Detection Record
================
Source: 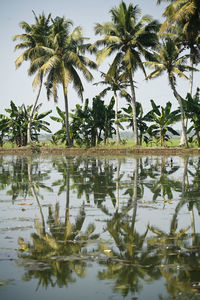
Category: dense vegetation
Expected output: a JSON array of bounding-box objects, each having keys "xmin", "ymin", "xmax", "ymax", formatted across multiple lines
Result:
[{"xmin": 2, "ymin": 0, "xmax": 200, "ymax": 148}]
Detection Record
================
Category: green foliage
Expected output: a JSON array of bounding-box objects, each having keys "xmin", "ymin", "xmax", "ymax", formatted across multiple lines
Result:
[
  {"xmin": 145, "ymin": 100, "xmax": 181, "ymax": 146},
  {"xmin": 183, "ymin": 88, "xmax": 200, "ymax": 147},
  {"xmin": 0, "ymin": 114, "xmax": 10, "ymax": 147},
  {"xmin": 1, "ymin": 101, "xmax": 51, "ymax": 147},
  {"xmin": 51, "ymin": 97, "xmax": 116, "ymax": 147},
  {"xmin": 121, "ymin": 102, "xmax": 149, "ymax": 145}
]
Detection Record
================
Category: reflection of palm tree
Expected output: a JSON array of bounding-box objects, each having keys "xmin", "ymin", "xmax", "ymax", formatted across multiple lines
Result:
[
  {"xmin": 28, "ymin": 161, "xmax": 45, "ymax": 234},
  {"xmin": 98, "ymin": 158, "xmax": 161, "ymax": 297},
  {"xmin": 18, "ymin": 202, "xmax": 98, "ymax": 289},
  {"xmin": 18, "ymin": 156, "xmax": 99, "ymax": 289},
  {"xmin": 182, "ymin": 157, "xmax": 200, "ymax": 239},
  {"xmin": 0, "ymin": 156, "xmax": 52, "ymax": 202},
  {"xmin": 147, "ymin": 188, "xmax": 200, "ymax": 299}
]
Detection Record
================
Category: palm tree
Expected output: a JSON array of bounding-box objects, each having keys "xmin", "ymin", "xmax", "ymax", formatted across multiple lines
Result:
[
  {"xmin": 94, "ymin": 69, "xmax": 128, "ymax": 144},
  {"xmin": 13, "ymin": 11, "xmax": 51, "ymax": 144},
  {"xmin": 94, "ymin": 1, "xmax": 159, "ymax": 145},
  {"xmin": 35, "ymin": 16, "xmax": 97, "ymax": 146},
  {"xmin": 157, "ymin": 0, "xmax": 200, "ymax": 145},
  {"xmin": 145, "ymin": 38, "xmax": 194, "ymax": 147},
  {"xmin": 157, "ymin": 0, "xmax": 200, "ymax": 86}
]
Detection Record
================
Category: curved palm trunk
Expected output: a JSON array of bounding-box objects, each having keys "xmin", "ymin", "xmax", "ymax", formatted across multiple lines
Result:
[
  {"xmin": 180, "ymin": 53, "xmax": 194, "ymax": 145},
  {"xmin": 27, "ymin": 75, "xmax": 43, "ymax": 144},
  {"xmin": 113, "ymin": 90, "xmax": 121, "ymax": 144},
  {"xmin": 169, "ymin": 76, "xmax": 188, "ymax": 147},
  {"xmin": 62, "ymin": 83, "xmax": 72, "ymax": 146},
  {"xmin": 129, "ymin": 72, "xmax": 138, "ymax": 145}
]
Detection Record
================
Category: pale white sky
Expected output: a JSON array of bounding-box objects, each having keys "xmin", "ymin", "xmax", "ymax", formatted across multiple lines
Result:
[{"xmin": 1, "ymin": 0, "xmax": 199, "ymax": 132}]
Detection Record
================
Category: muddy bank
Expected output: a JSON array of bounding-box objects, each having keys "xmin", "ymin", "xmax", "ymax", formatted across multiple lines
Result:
[{"xmin": 0, "ymin": 146, "xmax": 200, "ymax": 156}]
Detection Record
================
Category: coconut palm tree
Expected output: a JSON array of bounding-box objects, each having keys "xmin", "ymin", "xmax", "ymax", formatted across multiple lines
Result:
[
  {"xmin": 94, "ymin": 1, "xmax": 159, "ymax": 145},
  {"xmin": 35, "ymin": 16, "xmax": 97, "ymax": 146},
  {"xmin": 145, "ymin": 38, "xmax": 194, "ymax": 147},
  {"xmin": 13, "ymin": 11, "xmax": 51, "ymax": 144},
  {"xmin": 157, "ymin": 0, "xmax": 200, "ymax": 145},
  {"xmin": 94, "ymin": 69, "xmax": 128, "ymax": 144},
  {"xmin": 157, "ymin": 0, "xmax": 200, "ymax": 83}
]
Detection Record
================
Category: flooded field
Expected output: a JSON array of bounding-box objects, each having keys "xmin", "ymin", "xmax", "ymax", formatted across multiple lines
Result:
[{"xmin": 0, "ymin": 154, "xmax": 200, "ymax": 300}]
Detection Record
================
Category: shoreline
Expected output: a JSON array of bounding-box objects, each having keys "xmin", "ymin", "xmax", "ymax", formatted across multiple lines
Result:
[{"xmin": 0, "ymin": 146, "xmax": 200, "ymax": 156}]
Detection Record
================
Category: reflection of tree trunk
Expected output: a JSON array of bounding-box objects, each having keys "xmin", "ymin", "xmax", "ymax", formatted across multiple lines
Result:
[
  {"xmin": 170, "ymin": 196, "xmax": 185, "ymax": 234},
  {"xmin": 181, "ymin": 156, "xmax": 189, "ymax": 196},
  {"xmin": 190, "ymin": 209, "xmax": 196, "ymax": 238},
  {"xmin": 170, "ymin": 157, "xmax": 189, "ymax": 235},
  {"xmin": 180, "ymin": 156, "xmax": 196, "ymax": 241},
  {"xmin": 132, "ymin": 158, "xmax": 138, "ymax": 232},
  {"xmin": 65, "ymin": 159, "xmax": 70, "ymax": 225},
  {"xmin": 28, "ymin": 162, "xmax": 45, "ymax": 234},
  {"xmin": 116, "ymin": 159, "xmax": 121, "ymax": 211}
]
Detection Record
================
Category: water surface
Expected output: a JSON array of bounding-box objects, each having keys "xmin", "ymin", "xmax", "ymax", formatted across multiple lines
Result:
[{"xmin": 0, "ymin": 154, "xmax": 200, "ymax": 300}]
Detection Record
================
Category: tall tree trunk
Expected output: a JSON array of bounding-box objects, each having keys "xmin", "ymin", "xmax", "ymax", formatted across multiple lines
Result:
[
  {"xmin": 62, "ymin": 83, "xmax": 72, "ymax": 146},
  {"xmin": 113, "ymin": 90, "xmax": 121, "ymax": 144},
  {"xmin": 27, "ymin": 75, "xmax": 43, "ymax": 144},
  {"xmin": 129, "ymin": 71, "xmax": 138, "ymax": 145},
  {"xmin": 169, "ymin": 76, "xmax": 188, "ymax": 147},
  {"xmin": 180, "ymin": 53, "xmax": 194, "ymax": 145}
]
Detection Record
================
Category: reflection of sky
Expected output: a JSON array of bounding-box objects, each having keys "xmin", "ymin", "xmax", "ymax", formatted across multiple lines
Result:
[
  {"xmin": 0, "ymin": 155, "xmax": 199, "ymax": 299},
  {"xmin": 1, "ymin": 0, "xmax": 199, "ymax": 133}
]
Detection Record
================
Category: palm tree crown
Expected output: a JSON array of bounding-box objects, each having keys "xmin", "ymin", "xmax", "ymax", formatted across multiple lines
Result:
[
  {"xmin": 145, "ymin": 37, "xmax": 194, "ymax": 146},
  {"xmin": 94, "ymin": 1, "xmax": 159, "ymax": 144},
  {"xmin": 32, "ymin": 16, "xmax": 97, "ymax": 145},
  {"xmin": 13, "ymin": 12, "xmax": 52, "ymax": 144}
]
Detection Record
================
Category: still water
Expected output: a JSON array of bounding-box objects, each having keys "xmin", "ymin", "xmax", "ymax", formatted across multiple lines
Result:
[{"xmin": 0, "ymin": 154, "xmax": 199, "ymax": 300}]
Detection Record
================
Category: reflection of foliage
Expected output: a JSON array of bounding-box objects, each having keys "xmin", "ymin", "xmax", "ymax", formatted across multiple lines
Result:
[
  {"xmin": 5, "ymin": 155, "xmax": 200, "ymax": 298},
  {"xmin": 144, "ymin": 157, "xmax": 181, "ymax": 201},
  {"xmin": 185, "ymin": 157, "xmax": 200, "ymax": 214},
  {"xmin": 18, "ymin": 203, "xmax": 99, "ymax": 289},
  {"xmin": 98, "ymin": 159, "xmax": 161, "ymax": 297},
  {"xmin": 147, "ymin": 197, "xmax": 200, "ymax": 299},
  {"xmin": 98, "ymin": 213, "xmax": 161, "ymax": 297},
  {"xmin": 0, "ymin": 156, "xmax": 52, "ymax": 201},
  {"xmin": 69, "ymin": 157, "xmax": 118, "ymax": 206}
]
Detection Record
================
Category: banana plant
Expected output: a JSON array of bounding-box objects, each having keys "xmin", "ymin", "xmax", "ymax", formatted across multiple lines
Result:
[
  {"xmin": 120, "ymin": 102, "xmax": 149, "ymax": 145},
  {"xmin": 182, "ymin": 88, "xmax": 200, "ymax": 147},
  {"xmin": 146, "ymin": 100, "xmax": 181, "ymax": 146},
  {"xmin": 0, "ymin": 114, "xmax": 10, "ymax": 147},
  {"xmin": 50, "ymin": 106, "xmax": 67, "ymax": 144},
  {"xmin": 51, "ymin": 96, "xmax": 116, "ymax": 147},
  {"xmin": 4, "ymin": 101, "xmax": 51, "ymax": 146}
]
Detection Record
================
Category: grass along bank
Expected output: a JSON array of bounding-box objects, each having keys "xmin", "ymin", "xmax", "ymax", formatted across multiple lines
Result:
[{"xmin": 0, "ymin": 139, "xmax": 200, "ymax": 156}]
